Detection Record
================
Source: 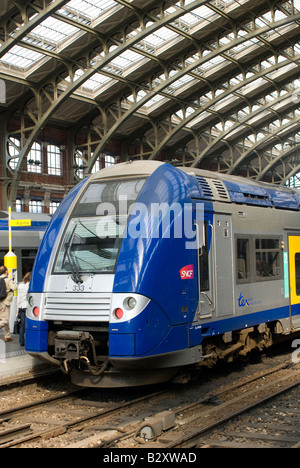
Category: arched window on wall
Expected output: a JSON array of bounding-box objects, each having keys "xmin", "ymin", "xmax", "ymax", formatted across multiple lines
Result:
[
  {"xmin": 8, "ymin": 138, "xmax": 42, "ymax": 173},
  {"xmin": 74, "ymin": 150, "xmax": 85, "ymax": 179},
  {"xmin": 287, "ymin": 173, "xmax": 300, "ymax": 188},
  {"xmin": 8, "ymin": 137, "xmax": 20, "ymax": 170},
  {"xmin": 74, "ymin": 151, "xmax": 115, "ymax": 178},
  {"xmin": 27, "ymin": 142, "xmax": 42, "ymax": 173},
  {"xmin": 49, "ymin": 201, "xmax": 61, "ymax": 215},
  {"xmin": 29, "ymin": 199, "xmax": 43, "ymax": 213},
  {"xmin": 105, "ymin": 155, "xmax": 115, "ymax": 167},
  {"xmin": 47, "ymin": 145, "xmax": 62, "ymax": 176},
  {"xmin": 16, "ymin": 198, "xmax": 22, "ymax": 213},
  {"xmin": 75, "ymin": 150, "xmax": 100, "ymax": 178}
]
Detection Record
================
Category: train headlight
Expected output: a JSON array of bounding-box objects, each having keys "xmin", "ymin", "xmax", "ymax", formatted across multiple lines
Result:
[
  {"xmin": 28, "ymin": 296, "xmax": 34, "ymax": 307},
  {"xmin": 124, "ymin": 297, "xmax": 137, "ymax": 310}
]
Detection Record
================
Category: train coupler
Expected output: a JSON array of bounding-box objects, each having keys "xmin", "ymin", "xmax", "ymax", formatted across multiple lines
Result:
[
  {"xmin": 53, "ymin": 330, "xmax": 108, "ymax": 376},
  {"xmin": 53, "ymin": 330, "xmax": 93, "ymax": 374}
]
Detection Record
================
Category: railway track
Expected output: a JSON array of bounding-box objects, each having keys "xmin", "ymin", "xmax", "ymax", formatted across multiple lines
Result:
[
  {"xmin": 0, "ymin": 385, "xmax": 170, "ymax": 448},
  {"xmin": 1, "ymin": 349, "xmax": 300, "ymax": 448},
  {"xmin": 192, "ymin": 381, "xmax": 300, "ymax": 448},
  {"xmin": 143, "ymin": 362, "xmax": 300, "ymax": 449}
]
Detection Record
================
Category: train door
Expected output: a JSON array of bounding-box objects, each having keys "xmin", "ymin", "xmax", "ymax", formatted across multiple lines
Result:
[
  {"xmin": 214, "ymin": 215, "xmax": 234, "ymax": 317},
  {"xmin": 195, "ymin": 208, "xmax": 214, "ymax": 319},
  {"xmin": 288, "ymin": 235, "xmax": 300, "ymax": 327}
]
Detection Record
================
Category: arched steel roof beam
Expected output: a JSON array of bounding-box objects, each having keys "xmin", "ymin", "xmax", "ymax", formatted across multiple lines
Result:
[
  {"xmin": 4, "ymin": 1, "xmax": 293, "ymax": 134},
  {"xmin": 4, "ymin": 0, "xmax": 207, "ymax": 124},
  {"xmin": 163, "ymin": 88, "xmax": 298, "ymax": 165},
  {"xmin": 85, "ymin": 11, "xmax": 300, "ymax": 173},
  {"xmin": 257, "ymin": 144, "xmax": 300, "ymax": 181},
  {"xmin": 124, "ymin": 55, "xmax": 300, "ymax": 157},
  {"xmin": 146, "ymin": 53, "xmax": 300, "ymax": 163},
  {"xmin": 142, "ymin": 23, "xmax": 300, "ymax": 160},
  {"xmin": 281, "ymin": 163, "xmax": 300, "ymax": 184},
  {"xmin": 0, "ymin": 0, "xmax": 70, "ymax": 59},
  {"xmin": 7, "ymin": 0, "xmax": 204, "ymax": 204},
  {"xmin": 228, "ymin": 114, "xmax": 300, "ymax": 174}
]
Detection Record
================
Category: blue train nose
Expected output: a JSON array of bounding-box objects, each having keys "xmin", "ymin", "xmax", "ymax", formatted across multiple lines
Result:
[{"xmin": 109, "ymin": 300, "xmax": 171, "ymax": 357}]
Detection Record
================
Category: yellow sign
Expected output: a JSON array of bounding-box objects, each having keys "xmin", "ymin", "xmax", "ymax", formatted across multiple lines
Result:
[{"xmin": 9, "ymin": 220, "xmax": 31, "ymax": 227}]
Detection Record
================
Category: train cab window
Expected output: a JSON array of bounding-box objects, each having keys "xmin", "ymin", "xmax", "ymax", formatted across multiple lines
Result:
[
  {"xmin": 255, "ymin": 237, "xmax": 282, "ymax": 280},
  {"xmin": 72, "ymin": 178, "xmax": 147, "ymax": 217},
  {"xmin": 54, "ymin": 216, "xmax": 127, "ymax": 274},
  {"xmin": 295, "ymin": 254, "xmax": 300, "ymax": 296}
]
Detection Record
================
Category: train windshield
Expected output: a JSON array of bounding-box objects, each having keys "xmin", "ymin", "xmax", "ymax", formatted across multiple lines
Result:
[
  {"xmin": 70, "ymin": 178, "xmax": 146, "ymax": 218},
  {"xmin": 54, "ymin": 216, "xmax": 127, "ymax": 274},
  {"xmin": 54, "ymin": 178, "xmax": 146, "ymax": 275}
]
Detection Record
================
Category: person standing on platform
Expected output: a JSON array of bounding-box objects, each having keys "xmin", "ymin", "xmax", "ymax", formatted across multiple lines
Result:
[
  {"xmin": 17, "ymin": 272, "xmax": 31, "ymax": 347},
  {"xmin": 0, "ymin": 265, "xmax": 17, "ymax": 342}
]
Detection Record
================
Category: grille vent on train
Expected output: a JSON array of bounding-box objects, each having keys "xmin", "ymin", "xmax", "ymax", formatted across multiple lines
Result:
[
  {"xmin": 196, "ymin": 176, "xmax": 230, "ymax": 202},
  {"xmin": 44, "ymin": 293, "xmax": 111, "ymax": 322},
  {"xmin": 196, "ymin": 177, "xmax": 213, "ymax": 198}
]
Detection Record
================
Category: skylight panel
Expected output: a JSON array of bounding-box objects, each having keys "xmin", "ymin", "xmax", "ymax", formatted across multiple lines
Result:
[
  {"xmin": 109, "ymin": 50, "xmax": 143, "ymax": 70},
  {"xmin": 59, "ymin": 0, "xmax": 117, "ymax": 22},
  {"xmin": 145, "ymin": 27, "xmax": 180, "ymax": 49},
  {"xmin": 30, "ymin": 17, "xmax": 80, "ymax": 44},
  {"xmin": 228, "ymin": 38, "xmax": 260, "ymax": 55},
  {"xmin": 239, "ymin": 78, "xmax": 267, "ymax": 95},
  {"xmin": 23, "ymin": 34, "xmax": 57, "ymax": 51},
  {"xmin": 1, "ymin": 45, "xmax": 44, "ymax": 69},
  {"xmin": 179, "ymin": 13, "xmax": 199, "ymax": 25},
  {"xmin": 82, "ymin": 73, "xmax": 112, "ymax": 91},
  {"xmin": 201, "ymin": 55, "xmax": 226, "ymax": 70},
  {"xmin": 143, "ymin": 94, "xmax": 166, "ymax": 109},
  {"xmin": 294, "ymin": 43, "xmax": 300, "ymax": 54},
  {"xmin": 66, "ymin": 69, "xmax": 116, "ymax": 94},
  {"xmin": 186, "ymin": 111, "xmax": 211, "ymax": 128},
  {"xmin": 179, "ymin": 5, "xmax": 221, "ymax": 28},
  {"xmin": 171, "ymin": 74, "xmax": 195, "ymax": 90},
  {"xmin": 127, "ymin": 90, "xmax": 166, "ymax": 110},
  {"xmin": 194, "ymin": 5, "xmax": 215, "ymax": 18},
  {"xmin": 274, "ymin": 9, "xmax": 288, "ymax": 21},
  {"xmin": 184, "ymin": 0, "xmax": 197, "ymax": 5}
]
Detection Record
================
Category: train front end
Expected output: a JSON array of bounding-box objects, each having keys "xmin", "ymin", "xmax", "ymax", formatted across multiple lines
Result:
[{"xmin": 26, "ymin": 161, "xmax": 202, "ymax": 387}]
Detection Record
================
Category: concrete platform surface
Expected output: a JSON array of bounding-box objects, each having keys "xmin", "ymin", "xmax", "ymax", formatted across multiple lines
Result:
[{"xmin": 0, "ymin": 333, "xmax": 55, "ymax": 385}]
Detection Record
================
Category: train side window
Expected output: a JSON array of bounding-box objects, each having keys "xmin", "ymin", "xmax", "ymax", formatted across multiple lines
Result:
[
  {"xmin": 295, "ymin": 254, "xmax": 300, "ymax": 296},
  {"xmin": 236, "ymin": 238, "xmax": 250, "ymax": 283},
  {"xmin": 255, "ymin": 237, "xmax": 282, "ymax": 280}
]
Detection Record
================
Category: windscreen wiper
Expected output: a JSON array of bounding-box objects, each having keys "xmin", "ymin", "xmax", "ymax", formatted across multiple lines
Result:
[{"xmin": 62, "ymin": 225, "xmax": 83, "ymax": 284}]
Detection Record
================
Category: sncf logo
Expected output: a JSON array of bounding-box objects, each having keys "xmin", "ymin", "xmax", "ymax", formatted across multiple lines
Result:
[{"xmin": 180, "ymin": 264, "xmax": 194, "ymax": 280}]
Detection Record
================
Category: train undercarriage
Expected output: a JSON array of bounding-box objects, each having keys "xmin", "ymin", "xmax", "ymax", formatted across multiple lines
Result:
[{"xmin": 42, "ymin": 319, "xmax": 297, "ymax": 388}]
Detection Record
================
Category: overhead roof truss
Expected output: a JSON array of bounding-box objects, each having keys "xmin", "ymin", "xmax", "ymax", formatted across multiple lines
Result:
[{"xmin": 0, "ymin": 0, "xmax": 299, "ymax": 204}]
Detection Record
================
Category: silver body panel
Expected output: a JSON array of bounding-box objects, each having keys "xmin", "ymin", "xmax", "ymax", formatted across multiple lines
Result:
[{"xmin": 43, "ymin": 274, "xmax": 114, "ymax": 322}]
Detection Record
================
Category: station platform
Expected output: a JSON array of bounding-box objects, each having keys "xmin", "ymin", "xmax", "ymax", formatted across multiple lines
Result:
[{"xmin": 0, "ymin": 332, "xmax": 56, "ymax": 386}]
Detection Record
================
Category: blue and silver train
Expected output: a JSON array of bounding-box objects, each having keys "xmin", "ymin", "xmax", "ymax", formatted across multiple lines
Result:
[{"xmin": 25, "ymin": 161, "xmax": 300, "ymax": 387}]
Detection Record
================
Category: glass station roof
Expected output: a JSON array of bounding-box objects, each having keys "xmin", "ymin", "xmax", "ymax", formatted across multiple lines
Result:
[
  {"xmin": 0, "ymin": 0, "xmax": 299, "ymax": 184},
  {"xmin": 1, "ymin": 0, "xmax": 299, "ymax": 90},
  {"xmin": 60, "ymin": 0, "xmax": 117, "ymax": 21}
]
